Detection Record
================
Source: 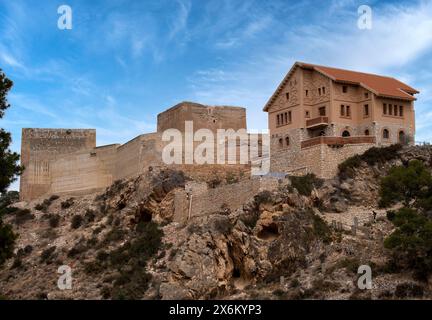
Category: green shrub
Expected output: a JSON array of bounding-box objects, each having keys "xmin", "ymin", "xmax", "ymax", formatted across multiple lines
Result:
[
  {"xmin": 384, "ymin": 207, "xmax": 432, "ymax": 281},
  {"xmin": 225, "ymin": 172, "xmax": 239, "ymax": 184},
  {"xmin": 312, "ymin": 214, "xmax": 331, "ymax": 244},
  {"xmin": 49, "ymin": 214, "xmax": 60, "ymax": 228},
  {"xmin": 254, "ymin": 190, "xmax": 273, "ymax": 206},
  {"xmin": 14, "ymin": 209, "xmax": 34, "ymax": 225},
  {"xmin": 67, "ymin": 242, "xmax": 87, "ymax": 258},
  {"xmin": 71, "ymin": 215, "xmax": 83, "ymax": 229},
  {"xmin": 0, "ymin": 191, "xmax": 19, "ymax": 209},
  {"xmin": 379, "ymin": 160, "xmax": 432, "ymax": 208},
  {"xmin": 35, "ymin": 198, "xmax": 53, "ymax": 212},
  {"xmin": 0, "ymin": 206, "xmax": 19, "ymax": 216},
  {"xmin": 88, "ymin": 221, "xmax": 163, "ymax": 299},
  {"xmin": 103, "ymin": 227, "xmax": 125, "ymax": 244},
  {"xmin": 290, "ymin": 278, "xmax": 300, "ymax": 288},
  {"xmin": 0, "ymin": 219, "xmax": 17, "ymax": 266},
  {"xmin": 212, "ymin": 217, "xmax": 233, "ymax": 235},
  {"xmin": 338, "ymin": 155, "xmax": 362, "ymax": 180},
  {"xmin": 361, "ymin": 144, "xmax": 402, "ymax": 165},
  {"xmin": 61, "ymin": 198, "xmax": 74, "ymax": 209},
  {"xmin": 241, "ymin": 212, "xmax": 260, "ymax": 230},
  {"xmin": 332, "ymin": 257, "xmax": 360, "ymax": 274},
  {"xmin": 40, "ymin": 246, "xmax": 56, "ymax": 263},
  {"xmin": 290, "ymin": 174, "xmax": 323, "ymax": 196},
  {"xmin": 208, "ymin": 176, "xmax": 222, "ymax": 189},
  {"xmin": 85, "ymin": 209, "xmax": 96, "ymax": 223},
  {"xmin": 338, "ymin": 144, "xmax": 402, "ymax": 180}
]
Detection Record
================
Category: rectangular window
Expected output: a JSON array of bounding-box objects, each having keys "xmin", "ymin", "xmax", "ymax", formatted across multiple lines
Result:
[
  {"xmin": 284, "ymin": 112, "xmax": 288, "ymax": 124},
  {"xmin": 340, "ymin": 105, "xmax": 345, "ymax": 116},
  {"xmin": 342, "ymin": 86, "xmax": 347, "ymax": 93},
  {"xmin": 277, "ymin": 114, "xmax": 280, "ymax": 126},
  {"xmin": 319, "ymin": 106, "xmax": 326, "ymax": 116},
  {"xmin": 365, "ymin": 92, "xmax": 369, "ymax": 99},
  {"xmin": 322, "ymin": 87, "xmax": 326, "ymax": 94},
  {"xmin": 305, "ymin": 110, "xmax": 310, "ymax": 118},
  {"xmin": 318, "ymin": 88, "xmax": 321, "ymax": 95},
  {"xmin": 288, "ymin": 111, "xmax": 292, "ymax": 123},
  {"xmin": 286, "ymin": 92, "xmax": 290, "ymax": 100},
  {"xmin": 399, "ymin": 105, "xmax": 403, "ymax": 117},
  {"xmin": 394, "ymin": 105, "xmax": 398, "ymax": 116},
  {"xmin": 305, "ymin": 90, "xmax": 309, "ymax": 97},
  {"xmin": 389, "ymin": 104, "xmax": 393, "ymax": 115},
  {"xmin": 364, "ymin": 104, "xmax": 369, "ymax": 116},
  {"xmin": 383, "ymin": 103, "xmax": 387, "ymax": 114},
  {"xmin": 346, "ymin": 105, "xmax": 351, "ymax": 117}
]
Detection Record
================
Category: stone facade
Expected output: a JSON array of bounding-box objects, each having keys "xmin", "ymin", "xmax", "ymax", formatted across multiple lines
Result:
[{"xmin": 264, "ymin": 62, "xmax": 419, "ymax": 178}]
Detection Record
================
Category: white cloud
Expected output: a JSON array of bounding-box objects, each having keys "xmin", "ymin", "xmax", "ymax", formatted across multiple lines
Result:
[
  {"xmin": 187, "ymin": 1, "xmax": 432, "ymax": 133},
  {"xmin": 0, "ymin": 52, "xmax": 24, "ymax": 68},
  {"xmin": 168, "ymin": 0, "xmax": 191, "ymax": 40}
]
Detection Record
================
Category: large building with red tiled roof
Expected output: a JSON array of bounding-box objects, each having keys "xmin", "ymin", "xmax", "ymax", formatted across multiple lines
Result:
[{"xmin": 264, "ymin": 62, "xmax": 419, "ymax": 178}]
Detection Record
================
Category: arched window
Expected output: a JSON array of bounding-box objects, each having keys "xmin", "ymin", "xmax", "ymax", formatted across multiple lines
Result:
[
  {"xmin": 364, "ymin": 129, "xmax": 370, "ymax": 136},
  {"xmin": 279, "ymin": 138, "xmax": 283, "ymax": 147},
  {"xmin": 383, "ymin": 129, "xmax": 390, "ymax": 139},
  {"xmin": 285, "ymin": 136, "xmax": 290, "ymax": 146},
  {"xmin": 342, "ymin": 130, "xmax": 351, "ymax": 137}
]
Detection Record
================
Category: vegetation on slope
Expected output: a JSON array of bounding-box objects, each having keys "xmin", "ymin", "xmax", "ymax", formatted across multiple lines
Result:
[
  {"xmin": 378, "ymin": 159, "xmax": 432, "ymax": 281},
  {"xmin": 338, "ymin": 144, "xmax": 402, "ymax": 180}
]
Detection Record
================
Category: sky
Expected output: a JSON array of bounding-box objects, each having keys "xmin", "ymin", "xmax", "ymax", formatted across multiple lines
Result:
[{"xmin": 1, "ymin": 0, "xmax": 432, "ymax": 190}]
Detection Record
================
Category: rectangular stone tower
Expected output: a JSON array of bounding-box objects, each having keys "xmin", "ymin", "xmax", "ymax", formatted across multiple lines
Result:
[{"xmin": 20, "ymin": 129, "xmax": 96, "ymax": 200}]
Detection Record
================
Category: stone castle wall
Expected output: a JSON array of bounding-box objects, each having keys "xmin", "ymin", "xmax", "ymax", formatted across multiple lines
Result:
[
  {"xmin": 20, "ymin": 129, "xmax": 96, "ymax": 200},
  {"xmin": 20, "ymin": 103, "xmax": 254, "ymax": 201}
]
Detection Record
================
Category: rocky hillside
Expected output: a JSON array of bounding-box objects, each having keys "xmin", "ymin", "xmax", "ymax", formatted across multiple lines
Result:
[{"xmin": 1, "ymin": 145, "xmax": 432, "ymax": 300}]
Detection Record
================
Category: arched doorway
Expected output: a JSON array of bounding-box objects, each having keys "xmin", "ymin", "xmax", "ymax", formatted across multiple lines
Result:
[
  {"xmin": 399, "ymin": 131, "xmax": 406, "ymax": 144},
  {"xmin": 342, "ymin": 130, "xmax": 351, "ymax": 137}
]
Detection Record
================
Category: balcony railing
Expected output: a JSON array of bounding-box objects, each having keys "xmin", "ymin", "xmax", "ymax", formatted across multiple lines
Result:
[
  {"xmin": 301, "ymin": 136, "xmax": 376, "ymax": 149},
  {"xmin": 306, "ymin": 116, "xmax": 329, "ymax": 128}
]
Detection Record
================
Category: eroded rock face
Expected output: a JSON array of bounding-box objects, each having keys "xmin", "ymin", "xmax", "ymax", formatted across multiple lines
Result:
[{"xmin": 3, "ymin": 146, "xmax": 432, "ymax": 300}]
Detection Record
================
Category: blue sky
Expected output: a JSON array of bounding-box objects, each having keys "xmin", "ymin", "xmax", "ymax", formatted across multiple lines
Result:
[{"xmin": 1, "ymin": 0, "xmax": 432, "ymax": 189}]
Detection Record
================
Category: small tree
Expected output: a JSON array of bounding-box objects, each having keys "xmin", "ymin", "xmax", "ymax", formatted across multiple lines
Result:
[
  {"xmin": 379, "ymin": 160, "xmax": 432, "ymax": 208},
  {"xmin": 0, "ymin": 69, "xmax": 22, "ymax": 266},
  {"xmin": 384, "ymin": 207, "xmax": 432, "ymax": 281}
]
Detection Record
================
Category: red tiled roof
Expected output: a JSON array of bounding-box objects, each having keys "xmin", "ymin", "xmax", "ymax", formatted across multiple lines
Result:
[{"xmin": 264, "ymin": 62, "xmax": 419, "ymax": 111}]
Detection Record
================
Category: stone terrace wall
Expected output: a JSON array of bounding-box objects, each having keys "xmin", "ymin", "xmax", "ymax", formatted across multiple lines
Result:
[
  {"xmin": 270, "ymin": 142, "xmax": 374, "ymax": 179},
  {"xmin": 174, "ymin": 177, "xmax": 280, "ymax": 223}
]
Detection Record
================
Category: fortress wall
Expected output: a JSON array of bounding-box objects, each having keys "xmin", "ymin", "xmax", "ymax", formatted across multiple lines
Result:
[
  {"xmin": 20, "ymin": 129, "xmax": 96, "ymax": 201},
  {"xmin": 49, "ymin": 144, "xmax": 118, "ymax": 196},
  {"xmin": 113, "ymin": 133, "xmax": 165, "ymax": 181}
]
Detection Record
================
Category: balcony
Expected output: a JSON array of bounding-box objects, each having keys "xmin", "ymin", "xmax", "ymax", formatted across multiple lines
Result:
[
  {"xmin": 306, "ymin": 116, "xmax": 329, "ymax": 129},
  {"xmin": 301, "ymin": 136, "xmax": 376, "ymax": 149}
]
